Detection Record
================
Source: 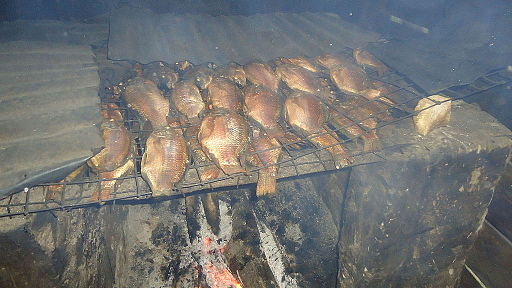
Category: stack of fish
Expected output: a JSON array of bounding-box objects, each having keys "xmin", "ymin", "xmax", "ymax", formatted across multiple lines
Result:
[{"xmin": 69, "ymin": 48, "xmax": 395, "ymax": 201}]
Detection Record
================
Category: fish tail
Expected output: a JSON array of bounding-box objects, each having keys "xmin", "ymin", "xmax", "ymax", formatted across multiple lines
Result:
[
  {"xmin": 256, "ymin": 168, "xmax": 277, "ymax": 196},
  {"xmin": 311, "ymin": 132, "xmax": 353, "ymax": 169},
  {"xmin": 221, "ymin": 164, "xmax": 246, "ymax": 175}
]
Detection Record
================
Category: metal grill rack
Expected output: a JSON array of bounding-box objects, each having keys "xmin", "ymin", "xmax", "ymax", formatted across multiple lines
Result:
[{"xmin": 1, "ymin": 66, "xmax": 511, "ymax": 218}]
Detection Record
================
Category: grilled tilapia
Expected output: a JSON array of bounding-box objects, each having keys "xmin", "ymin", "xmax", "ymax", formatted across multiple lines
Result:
[
  {"xmin": 216, "ymin": 62, "xmax": 247, "ymax": 87},
  {"xmin": 244, "ymin": 62, "xmax": 279, "ymax": 92},
  {"xmin": 243, "ymin": 84, "xmax": 282, "ymax": 135},
  {"xmin": 198, "ymin": 110, "xmax": 249, "ymax": 175},
  {"xmin": 205, "ymin": 77, "xmax": 243, "ymax": 112},
  {"xmin": 285, "ymin": 91, "xmax": 352, "ymax": 168},
  {"xmin": 249, "ymin": 129, "xmax": 281, "ymax": 196},
  {"xmin": 275, "ymin": 63, "xmax": 330, "ymax": 99},
  {"xmin": 171, "ymin": 79, "xmax": 205, "ymax": 121},
  {"xmin": 123, "ymin": 77, "xmax": 170, "ymax": 129},
  {"xmin": 141, "ymin": 126, "xmax": 189, "ymax": 196},
  {"xmin": 92, "ymin": 157, "xmax": 135, "ymax": 202},
  {"xmin": 315, "ymin": 54, "xmax": 355, "ymax": 70},
  {"xmin": 353, "ymin": 48, "xmax": 389, "ymax": 76},
  {"xmin": 87, "ymin": 120, "xmax": 131, "ymax": 173},
  {"xmin": 100, "ymin": 103, "xmax": 124, "ymax": 122},
  {"xmin": 184, "ymin": 64, "xmax": 215, "ymax": 89},
  {"xmin": 330, "ymin": 65, "xmax": 391, "ymax": 104},
  {"xmin": 275, "ymin": 56, "xmax": 320, "ymax": 73},
  {"xmin": 330, "ymin": 104, "xmax": 382, "ymax": 152},
  {"xmin": 143, "ymin": 61, "xmax": 179, "ymax": 90}
]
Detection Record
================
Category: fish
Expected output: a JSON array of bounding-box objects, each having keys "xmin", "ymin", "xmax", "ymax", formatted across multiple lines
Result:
[
  {"xmin": 87, "ymin": 120, "xmax": 131, "ymax": 173},
  {"xmin": 184, "ymin": 125, "xmax": 208, "ymax": 163},
  {"xmin": 275, "ymin": 56, "xmax": 320, "ymax": 73},
  {"xmin": 216, "ymin": 62, "xmax": 247, "ymax": 86},
  {"xmin": 342, "ymin": 94, "xmax": 394, "ymax": 122},
  {"xmin": 315, "ymin": 54, "xmax": 356, "ymax": 70},
  {"xmin": 141, "ymin": 126, "xmax": 189, "ymax": 196},
  {"xmin": 123, "ymin": 77, "xmax": 170, "ymax": 130},
  {"xmin": 205, "ymin": 77, "xmax": 243, "ymax": 112},
  {"xmin": 198, "ymin": 110, "xmax": 249, "ymax": 176},
  {"xmin": 184, "ymin": 64, "xmax": 215, "ymax": 90},
  {"xmin": 329, "ymin": 104, "xmax": 382, "ymax": 152},
  {"xmin": 244, "ymin": 62, "xmax": 279, "ymax": 92},
  {"xmin": 171, "ymin": 79, "xmax": 205, "ymax": 121},
  {"xmin": 243, "ymin": 84, "xmax": 283, "ymax": 136},
  {"xmin": 143, "ymin": 61, "xmax": 179, "ymax": 90},
  {"xmin": 284, "ymin": 91, "xmax": 352, "ymax": 168},
  {"xmin": 249, "ymin": 129, "xmax": 281, "ymax": 196},
  {"xmin": 275, "ymin": 63, "xmax": 330, "ymax": 99},
  {"xmin": 92, "ymin": 157, "xmax": 135, "ymax": 202},
  {"xmin": 353, "ymin": 48, "xmax": 389, "ymax": 76},
  {"xmin": 329, "ymin": 65, "xmax": 392, "ymax": 104},
  {"xmin": 100, "ymin": 103, "xmax": 124, "ymax": 122}
]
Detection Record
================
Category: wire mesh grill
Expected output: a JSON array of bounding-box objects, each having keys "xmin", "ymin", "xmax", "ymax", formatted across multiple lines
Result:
[{"xmin": 1, "ymin": 64, "xmax": 511, "ymax": 218}]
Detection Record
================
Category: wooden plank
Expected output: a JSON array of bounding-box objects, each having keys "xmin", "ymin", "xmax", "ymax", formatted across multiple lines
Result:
[{"xmin": 465, "ymin": 221, "xmax": 512, "ymax": 288}]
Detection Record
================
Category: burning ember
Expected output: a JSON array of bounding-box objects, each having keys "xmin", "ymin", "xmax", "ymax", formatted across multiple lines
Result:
[{"xmin": 200, "ymin": 237, "xmax": 242, "ymax": 288}]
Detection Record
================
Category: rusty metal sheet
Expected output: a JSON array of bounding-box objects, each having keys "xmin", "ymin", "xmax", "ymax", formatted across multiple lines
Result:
[
  {"xmin": 108, "ymin": 7, "xmax": 380, "ymax": 65},
  {"xmin": 0, "ymin": 41, "xmax": 102, "ymax": 197}
]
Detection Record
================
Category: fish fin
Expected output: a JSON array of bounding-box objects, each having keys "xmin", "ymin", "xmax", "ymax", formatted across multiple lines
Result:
[{"xmin": 256, "ymin": 169, "xmax": 277, "ymax": 196}]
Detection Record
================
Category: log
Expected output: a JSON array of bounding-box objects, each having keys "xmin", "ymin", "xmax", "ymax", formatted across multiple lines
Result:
[{"xmin": 414, "ymin": 94, "xmax": 451, "ymax": 136}]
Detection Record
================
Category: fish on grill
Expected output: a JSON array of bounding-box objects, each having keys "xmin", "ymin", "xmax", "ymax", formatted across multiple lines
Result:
[
  {"xmin": 123, "ymin": 77, "xmax": 170, "ymax": 130},
  {"xmin": 171, "ymin": 79, "xmax": 205, "ymax": 121},
  {"xmin": 315, "ymin": 54, "xmax": 355, "ymax": 70},
  {"xmin": 285, "ymin": 91, "xmax": 352, "ymax": 168},
  {"xmin": 248, "ymin": 128, "xmax": 282, "ymax": 196},
  {"xmin": 87, "ymin": 120, "xmax": 131, "ymax": 173},
  {"xmin": 184, "ymin": 64, "xmax": 215, "ymax": 90},
  {"xmin": 205, "ymin": 77, "xmax": 243, "ymax": 112},
  {"xmin": 275, "ymin": 63, "xmax": 330, "ymax": 100},
  {"xmin": 353, "ymin": 48, "xmax": 389, "ymax": 76},
  {"xmin": 243, "ymin": 84, "xmax": 283, "ymax": 136},
  {"xmin": 141, "ymin": 126, "xmax": 189, "ymax": 196},
  {"xmin": 244, "ymin": 62, "xmax": 279, "ymax": 92},
  {"xmin": 330, "ymin": 65, "xmax": 394, "ymax": 105},
  {"xmin": 216, "ymin": 62, "xmax": 247, "ymax": 87},
  {"xmin": 198, "ymin": 110, "xmax": 249, "ymax": 176},
  {"xmin": 143, "ymin": 61, "xmax": 179, "ymax": 90},
  {"xmin": 330, "ymin": 103, "xmax": 382, "ymax": 152},
  {"xmin": 274, "ymin": 56, "xmax": 320, "ymax": 73},
  {"xmin": 343, "ymin": 94, "xmax": 394, "ymax": 122},
  {"xmin": 92, "ymin": 157, "xmax": 135, "ymax": 202}
]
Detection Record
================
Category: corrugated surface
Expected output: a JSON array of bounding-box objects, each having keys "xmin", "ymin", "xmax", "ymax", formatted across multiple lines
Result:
[
  {"xmin": 108, "ymin": 7, "xmax": 380, "ymax": 65},
  {"xmin": 0, "ymin": 41, "xmax": 102, "ymax": 197}
]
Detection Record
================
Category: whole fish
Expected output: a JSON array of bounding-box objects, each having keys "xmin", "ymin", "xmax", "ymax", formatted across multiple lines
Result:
[
  {"xmin": 353, "ymin": 48, "xmax": 389, "ymax": 76},
  {"xmin": 171, "ymin": 79, "xmax": 205, "ymax": 121},
  {"xmin": 342, "ymin": 94, "xmax": 394, "ymax": 122},
  {"xmin": 285, "ymin": 91, "xmax": 352, "ymax": 168},
  {"xmin": 330, "ymin": 65, "xmax": 390, "ymax": 104},
  {"xmin": 184, "ymin": 64, "xmax": 215, "ymax": 90},
  {"xmin": 275, "ymin": 63, "xmax": 329, "ymax": 99},
  {"xmin": 244, "ymin": 62, "xmax": 279, "ymax": 92},
  {"xmin": 87, "ymin": 120, "xmax": 131, "ymax": 173},
  {"xmin": 198, "ymin": 110, "xmax": 249, "ymax": 175},
  {"xmin": 123, "ymin": 77, "xmax": 170, "ymax": 129},
  {"xmin": 243, "ymin": 84, "xmax": 282, "ymax": 136},
  {"xmin": 216, "ymin": 62, "xmax": 247, "ymax": 86},
  {"xmin": 92, "ymin": 157, "xmax": 135, "ymax": 202},
  {"xmin": 249, "ymin": 129, "xmax": 281, "ymax": 196},
  {"xmin": 141, "ymin": 126, "xmax": 189, "ymax": 196},
  {"xmin": 330, "ymin": 104, "xmax": 382, "ymax": 152},
  {"xmin": 275, "ymin": 56, "xmax": 320, "ymax": 73},
  {"xmin": 315, "ymin": 54, "xmax": 355, "ymax": 70},
  {"xmin": 143, "ymin": 61, "xmax": 179, "ymax": 90},
  {"xmin": 205, "ymin": 77, "xmax": 243, "ymax": 112}
]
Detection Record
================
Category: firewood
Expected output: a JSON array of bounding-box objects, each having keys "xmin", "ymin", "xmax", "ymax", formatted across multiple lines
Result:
[{"xmin": 413, "ymin": 95, "xmax": 451, "ymax": 136}]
